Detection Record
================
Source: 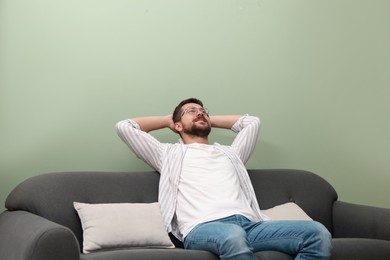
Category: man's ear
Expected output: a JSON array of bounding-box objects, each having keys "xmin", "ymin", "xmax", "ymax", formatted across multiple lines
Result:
[{"xmin": 174, "ymin": 122, "xmax": 182, "ymax": 133}]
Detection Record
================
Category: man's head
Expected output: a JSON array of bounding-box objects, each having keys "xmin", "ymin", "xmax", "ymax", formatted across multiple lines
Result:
[{"xmin": 172, "ymin": 98, "xmax": 211, "ymax": 139}]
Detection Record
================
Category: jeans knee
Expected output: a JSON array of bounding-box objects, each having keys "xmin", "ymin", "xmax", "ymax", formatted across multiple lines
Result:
[
  {"xmin": 314, "ymin": 222, "xmax": 331, "ymax": 242},
  {"xmin": 308, "ymin": 222, "xmax": 332, "ymax": 257},
  {"xmin": 184, "ymin": 221, "xmax": 253, "ymax": 260},
  {"xmin": 218, "ymin": 226, "xmax": 252, "ymax": 259},
  {"xmin": 221, "ymin": 226, "xmax": 247, "ymax": 246}
]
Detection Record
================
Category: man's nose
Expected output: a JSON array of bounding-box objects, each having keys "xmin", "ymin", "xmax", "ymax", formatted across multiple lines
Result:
[{"xmin": 196, "ymin": 110, "xmax": 205, "ymax": 116}]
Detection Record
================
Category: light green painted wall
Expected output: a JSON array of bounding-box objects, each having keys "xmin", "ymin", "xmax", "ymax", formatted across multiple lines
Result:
[{"xmin": 1, "ymin": 0, "xmax": 389, "ymax": 210}]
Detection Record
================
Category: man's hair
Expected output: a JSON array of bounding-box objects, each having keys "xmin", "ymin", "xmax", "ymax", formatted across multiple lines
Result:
[{"xmin": 172, "ymin": 98, "xmax": 204, "ymax": 123}]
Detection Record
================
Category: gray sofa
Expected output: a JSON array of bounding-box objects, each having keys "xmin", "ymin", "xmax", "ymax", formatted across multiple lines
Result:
[{"xmin": 1, "ymin": 169, "xmax": 389, "ymax": 260}]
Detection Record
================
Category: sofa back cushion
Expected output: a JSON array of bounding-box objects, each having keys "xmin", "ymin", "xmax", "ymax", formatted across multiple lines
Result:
[
  {"xmin": 248, "ymin": 169, "xmax": 337, "ymax": 232},
  {"xmin": 5, "ymin": 171, "xmax": 160, "ymax": 249}
]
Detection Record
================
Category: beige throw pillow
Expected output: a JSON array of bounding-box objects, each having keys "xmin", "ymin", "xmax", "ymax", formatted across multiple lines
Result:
[
  {"xmin": 74, "ymin": 202, "xmax": 175, "ymax": 253},
  {"xmin": 262, "ymin": 202, "xmax": 313, "ymax": 221}
]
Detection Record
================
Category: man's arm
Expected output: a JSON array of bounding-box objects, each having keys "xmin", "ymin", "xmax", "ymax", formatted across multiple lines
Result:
[
  {"xmin": 133, "ymin": 114, "xmax": 242, "ymax": 132},
  {"xmin": 132, "ymin": 115, "xmax": 175, "ymax": 133},
  {"xmin": 116, "ymin": 116, "xmax": 175, "ymax": 171},
  {"xmin": 230, "ymin": 115, "xmax": 261, "ymax": 164},
  {"xmin": 210, "ymin": 115, "xmax": 242, "ymax": 129},
  {"xmin": 209, "ymin": 114, "xmax": 260, "ymax": 164}
]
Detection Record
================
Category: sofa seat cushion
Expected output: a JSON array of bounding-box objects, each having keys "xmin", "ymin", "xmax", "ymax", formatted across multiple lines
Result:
[
  {"xmin": 80, "ymin": 248, "xmax": 219, "ymax": 260},
  {"xmin": 254, "ymin": 251, "xmax": 294, "ymax": 260},
  {"xmin": 79, "ymin": 248, "xmax": 295, "ymax": 260},
  {"xmin": 331, "ymin": 238, "xmax": 390, "ymax": 260}
]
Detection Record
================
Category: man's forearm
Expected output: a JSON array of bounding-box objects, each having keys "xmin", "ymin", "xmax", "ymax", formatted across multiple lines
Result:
[
  {"xmin": 210, "ymin": 115, "xmax": 242, "ymax": 129},
  {"xmin": 131, "ymin": 115, "xmax": 173, "ymax": 133}
]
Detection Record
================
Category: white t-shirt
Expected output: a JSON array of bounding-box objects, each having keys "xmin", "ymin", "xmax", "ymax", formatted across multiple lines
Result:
[{"xmin": 176, "ymin": 143, "xmax": 257, "ymax": 239}]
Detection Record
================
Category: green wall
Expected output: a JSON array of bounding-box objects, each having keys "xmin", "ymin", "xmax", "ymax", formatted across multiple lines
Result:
[{"xmin": 1, "ymin": 0, "xmax": 389, "ymax": 210}]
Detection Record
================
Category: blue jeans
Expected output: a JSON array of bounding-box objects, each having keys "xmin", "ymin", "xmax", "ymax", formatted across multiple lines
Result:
[{"xmin": 184, "ymin": 215, "xmax": 332, "ymax": 260}]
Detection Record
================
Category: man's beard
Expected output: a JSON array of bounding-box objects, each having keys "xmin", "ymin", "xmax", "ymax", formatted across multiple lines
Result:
[{"xmin": 183, "ymin": 121, "xmax": 211, "ymax": 138}]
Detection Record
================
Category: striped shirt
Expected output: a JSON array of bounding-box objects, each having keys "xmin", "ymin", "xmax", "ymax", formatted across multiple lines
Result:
[{"xmin": 116, "ymin": 115, "xmax": 267, "ymax": 241}]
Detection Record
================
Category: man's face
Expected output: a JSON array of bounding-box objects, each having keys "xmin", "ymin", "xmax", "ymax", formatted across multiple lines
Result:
[{"xmin": 178, "ymin": 103, "xmax": 211, "ymax": 137}]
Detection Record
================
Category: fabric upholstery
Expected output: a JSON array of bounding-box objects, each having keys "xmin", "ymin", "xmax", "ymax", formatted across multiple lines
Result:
[
  {"xmin": 333, "ymin": 200, "xmax": 390, "ymax": 240},
  {"xmin": 5, "ymin": 171, "xmax": 160, "ymax": 249},
  {"xmin": 0, "ymin": 211, "xmax": 79, "ymax": 260},
  {"xmin": 80, "ymin": 248, "xmax": 219, "ymax": 260},
  {"xmin": 247, "ymin": 169, "xmax": 337, "ymax": 232},
  {"xmin": 331, "ymin": 238, "xmax": 390, "ymax": 260}
]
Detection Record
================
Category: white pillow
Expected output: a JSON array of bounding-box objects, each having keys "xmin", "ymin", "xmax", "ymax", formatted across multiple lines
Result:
[
  {"xmin": 73, "ymin": 202, "xmax": 175, "ymax": 253},
  {"xmin": 262, "ymin": 202, "xmax": 313, "ymax": 221}
]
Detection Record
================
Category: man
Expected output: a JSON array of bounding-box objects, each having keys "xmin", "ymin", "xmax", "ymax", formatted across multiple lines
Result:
[{"xmin": 116, "ymin": 98, "xmax": 332, "ymax": 259}]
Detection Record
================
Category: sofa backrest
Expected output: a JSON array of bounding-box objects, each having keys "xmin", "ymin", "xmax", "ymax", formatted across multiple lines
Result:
[
  {"xmin": 5, "ymin": 169, "xmax": 337, "ymax": 249},
  {"xmin": 247, "ymin": 169, "xmax": 337, "ymax": 232},
  {"xmin": 5, "ymin": 171, "xmax": 160, "ymax": 249}
]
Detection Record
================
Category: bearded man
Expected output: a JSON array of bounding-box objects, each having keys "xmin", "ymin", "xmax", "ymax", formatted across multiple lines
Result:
[{"xmin": 116, "ymin": 98, "xmax": 332, "ymax": 260}]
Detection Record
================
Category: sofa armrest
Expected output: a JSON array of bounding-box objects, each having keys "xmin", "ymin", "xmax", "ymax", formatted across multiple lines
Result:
[
  {"xmin": 333, "ymin": 201, "xmax": 390, "ymax": 240},
  {"xmin": 0, "ymin": 210, "xmax": 80, "ymax": 260}
]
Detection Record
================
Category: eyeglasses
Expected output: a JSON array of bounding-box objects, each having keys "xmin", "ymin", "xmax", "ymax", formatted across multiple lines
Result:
[{"xmin": 180, "ymin": 107, "xmax": 210, "ymax": 118}]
